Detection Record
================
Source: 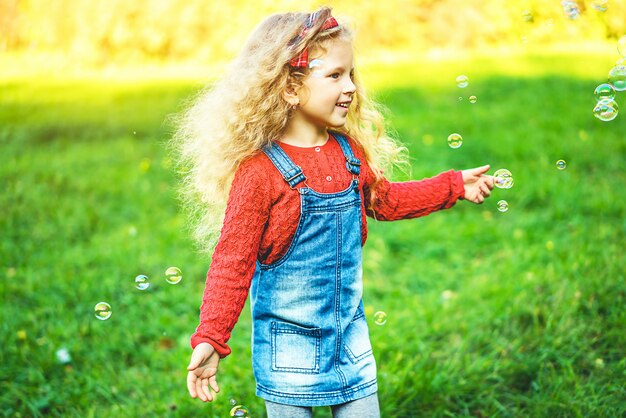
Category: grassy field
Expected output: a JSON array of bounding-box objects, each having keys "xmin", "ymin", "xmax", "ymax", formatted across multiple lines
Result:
[{"xmin": 1, "ymin": 50, "xmax": 625, "ymax": 417}]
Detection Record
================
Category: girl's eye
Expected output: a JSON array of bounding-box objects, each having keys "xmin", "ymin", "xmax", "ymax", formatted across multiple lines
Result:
[{"xmin": 330, "ymin": 73, "xmax": 340, "ymax": 79}]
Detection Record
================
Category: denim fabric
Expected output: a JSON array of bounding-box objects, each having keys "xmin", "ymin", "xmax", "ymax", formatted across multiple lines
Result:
[
  {"xmin": 265, "ymin": 392, "xmax": 380, "ymax": 417},
  {"xmin": 250, "ymin": 133, "xmax": 377, "ymax": 407}
]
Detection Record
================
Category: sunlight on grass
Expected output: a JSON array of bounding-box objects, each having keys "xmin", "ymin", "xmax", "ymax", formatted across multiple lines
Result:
[{"xmin": 2, "ymin": 46, "xmax": 625, "ymax": 417}]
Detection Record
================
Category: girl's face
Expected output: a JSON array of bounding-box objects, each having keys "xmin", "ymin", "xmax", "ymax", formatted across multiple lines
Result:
[{"xmin": 295, "ymin": 39, "xmax": 356, "ymax": 129}]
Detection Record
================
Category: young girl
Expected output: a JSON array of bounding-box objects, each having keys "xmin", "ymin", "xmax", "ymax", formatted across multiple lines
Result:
[{"xmin": 177, "ymin": 7, "xmax": 494, "ymax": 417}]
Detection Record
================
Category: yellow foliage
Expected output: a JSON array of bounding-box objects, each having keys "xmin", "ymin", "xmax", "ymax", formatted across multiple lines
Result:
[{"xmin": 1, "ymin": 0, "xmax": 624, "ymax": 65}]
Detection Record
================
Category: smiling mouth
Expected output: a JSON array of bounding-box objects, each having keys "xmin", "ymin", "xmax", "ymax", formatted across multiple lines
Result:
[{"xmin": 336, "ymin": 102, "xmax": 351, "ymax": 108}]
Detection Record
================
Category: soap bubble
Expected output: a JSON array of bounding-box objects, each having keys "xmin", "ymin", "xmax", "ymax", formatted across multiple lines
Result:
[
  {"xmin": 591, "ymin": 0, "xmax": 608, "ymax": 12},
  {"xmin": 608, "ymin": 65, "xmax": 626, "ymax": 91},
  {"xmin": 522, "ymin": 10, "xmax": 533, "ymax": 22},
  {"xmin": 469, "ymin": 95, "xmax": 477, "ymax": 104},
  {"xmin": 165, "ymin": 266, "xmax": 182, "ymax": 284},
  {"xmin": 494, "ymin": 169, "xmax": 514, "ymax": 189},
  {"xmin": 230, "ymin": 399, "xmax": 237, "ymax": 406},
  {"xmin": 496, "ymin": 200, "xmax": 509, "ymax": 212},
  {"xmin": 456, "ymin": 75, "xmax": 469, "ymax": 88},
  {"xmin": 593, "ymin": 99, "xmax": 619, "ymax": 121},
  {"xmin": 308, "ymin": 59, "xmax": 325, "ymax": 78},
  {"xmin": 55, "ymin": 347, "xmax": 72, "ymax": 364},
  {"xmin": 556, "ymin": 159, "xmax": 567, "ymax": 170},
  {"xmin": 441, "ymin": 290, "xmax": 456, "ymax": 301},
  {"xmin": 230, "ymin": 405, "xmax": 250, "ymax": 417},
  {"xmin": 594, "ymin": 83, "xmax": 616, "ymax": 101},
  {"xmin": 618, "ymin": 35, "xmax": 626, "ymax": 57},
  {"xmin": 447, "ymin": 133, "xmax": 463, "ymax": 149},
  {"xmin": 135, "ymin": 274, "xmax": 150, "ymax": 291},
  {"xmin": 374, "ymin": 311, "xmax": 387, "ymax": 325},
  {"xmin": 94, "ymin": 302, "xmax": 112, "ymax": 320},
  {"xmin": 561, "ymin": 0, "xmax": 580, "ymax": 19}
]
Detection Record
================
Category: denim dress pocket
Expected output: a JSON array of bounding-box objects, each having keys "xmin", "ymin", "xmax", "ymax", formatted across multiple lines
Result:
[
  {"xmin": 343, "ymin": 313, "xmax": 373, "ymax": 364},
  {"xmin": 271, "ymin": 321, "xmax": 321, "ymax": 374}
]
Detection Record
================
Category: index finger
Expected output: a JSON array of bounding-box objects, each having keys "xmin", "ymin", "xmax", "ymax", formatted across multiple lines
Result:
[{"xmin": 187, "ymin": 371, "xmax": 198, "ymax": 398}]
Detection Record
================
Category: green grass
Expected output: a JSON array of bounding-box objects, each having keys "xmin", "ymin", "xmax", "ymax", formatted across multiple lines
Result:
[{"xmin": 1, "ymin": 51, "xmax": 625, "ymax": 417}]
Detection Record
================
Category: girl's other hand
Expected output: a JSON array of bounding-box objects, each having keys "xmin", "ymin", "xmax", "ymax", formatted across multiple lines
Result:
[
  {"xmin": 461, "ymin": 165, "xmax": 495, "ymax": 204},
  {"xmin": 187, "ymin": 342, "xmax": 221, "ymax": 402}
]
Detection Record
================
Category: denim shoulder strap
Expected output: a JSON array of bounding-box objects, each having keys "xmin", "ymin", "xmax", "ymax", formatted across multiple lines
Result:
[
  {"xmin": 331, "ymin": 132, "xmax": 361, "ymax": 176},
  {"xmin": 262, "ymin": 142, "xmax": 307, "ymax": 188}
]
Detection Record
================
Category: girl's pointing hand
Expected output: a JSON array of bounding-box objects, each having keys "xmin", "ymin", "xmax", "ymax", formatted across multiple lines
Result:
[{"xmin": 461, "ymin": 165, "xmax": 495, "ymax": 204}]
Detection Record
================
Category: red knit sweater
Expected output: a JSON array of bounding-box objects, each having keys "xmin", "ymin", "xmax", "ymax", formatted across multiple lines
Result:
[{"xmin": 191, "ymin": 134, "xmax": 465, "ymax": 357}]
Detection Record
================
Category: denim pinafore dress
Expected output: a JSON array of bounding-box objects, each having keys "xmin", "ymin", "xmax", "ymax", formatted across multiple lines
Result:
[{"xmin": 249, "ymin": 133, "xmax": 378, "ymax": 407}]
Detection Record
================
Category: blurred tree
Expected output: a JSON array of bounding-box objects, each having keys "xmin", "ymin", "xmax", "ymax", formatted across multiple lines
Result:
[{"xmin": 1, "ymin": 0, "xmax": 624, "ymax": 65}]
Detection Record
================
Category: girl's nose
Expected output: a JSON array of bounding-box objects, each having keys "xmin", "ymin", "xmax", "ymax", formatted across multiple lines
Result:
[{"xmin": 344, "ymin": 79, "xmax": 356, "ymax": 95}]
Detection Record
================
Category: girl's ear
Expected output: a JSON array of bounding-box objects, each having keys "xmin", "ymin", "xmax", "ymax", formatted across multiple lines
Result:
[{"xmin": 282, "ymin": 86, "xmax": 300, "ymax": 107}]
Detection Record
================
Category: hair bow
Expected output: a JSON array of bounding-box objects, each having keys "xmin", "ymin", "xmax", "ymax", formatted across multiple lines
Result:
[{"xmin": 289, "ymin": 14, "xmax": 339, "ymax": 68}]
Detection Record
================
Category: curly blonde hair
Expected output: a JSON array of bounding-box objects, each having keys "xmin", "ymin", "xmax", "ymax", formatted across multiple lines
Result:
[{"xmin": 171, "ymin": 6, "xmax": 408, "ymax": 253}]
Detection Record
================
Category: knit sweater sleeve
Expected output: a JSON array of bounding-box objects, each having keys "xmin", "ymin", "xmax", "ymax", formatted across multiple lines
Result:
[
  {"xmin": 190, "ymin": 156, "xmax": 271, "ymax": 358},
  {"xmin": 363, "ymin": 164, "xmax": 465, "ymax": 221}
]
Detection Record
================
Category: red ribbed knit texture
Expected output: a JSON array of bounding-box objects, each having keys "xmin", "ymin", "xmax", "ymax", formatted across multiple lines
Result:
[{"xmin": 190, "ymin": 134, "xmax": 465, "ymax": 357}]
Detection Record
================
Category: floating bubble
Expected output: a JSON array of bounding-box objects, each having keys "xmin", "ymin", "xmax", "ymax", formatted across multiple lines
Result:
[
  {"xmin": 447, "ymin": 133, "xmax": 463, "ymax": 149},
  {"xmin": 494, "ymin": 169, "xmax": 514, "ymax": 189},
  {"xmin": 308, "ymin": 59, "xmax": 325, "ymax": 78},
  {"xmin": 469, "ymin": 95, "xmax": 477, "ymax": 104},
  {"xmin": 165, "ymin": 266, "xmax": 182, "ymax": 285},
  {"xmin": 593, "ymin": 99, "xmax": 619, "ymax": 121},
  {"xmin": 591, "ymin": 0, "xmax": 608, "ymax": 12},
  {"xmin": 522, "ymin": 10, "xmax": 533, "ymax": 22},
  {"xmin": 230, "ymin": 399, "xmax": 237, "ymax": 406},
  {"xmin": 456, "ymin": 75, "xmax": 469, "ymax": 88},
  {"xmin": 594, "ymin": 83, "xmax": 616, "ymax": 101},
  {"xmin": 556, "ymin": 159, "xmax": 567, "ymax": 170},
  {"xmin": 56, "ymin": 347, "xmax": 72, "ymax": 364},
  {"xmin": 496, "ymin": 200, "xmax": 509, "ymax": 212},
  {"xmin": 94, "ymin": 302, "xmax": 112, "ymax": 320},
  {"xmin": 561, "ymin": 0, "xmax": 580, "ymax": 19},
  {"xmin": 441, "ymin": 290, "xmax": 456, "ymax": 301},
  {"xmin": 608, "ymin": 65, "xmax": 626, "ymax": 91},
  {"xmin": 374, "ymin": 311, "xmax": 387, "ymax": 326},
  {"xmin": 230, "ymin": 405, "xmax": 250, "ymax": 417},
  {"xmin": 618, "ymin": 35, "xmax": 626, "ymax": 57},
  {"xmin": 135, "ymin": 274, "xmax": 150, "ymax": 290},
  {"xmin": 458, "ymin": 96, "xmax": 463, "ymax": 102}
]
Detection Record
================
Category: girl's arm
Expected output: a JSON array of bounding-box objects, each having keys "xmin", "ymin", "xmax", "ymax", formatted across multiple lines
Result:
[
  {"xmin": 363, "ymin": 167, "xmax": 465, "ymax": 221},
  {"xmin": 190, "ymin": 156, "xmax": 272, "ymax": 357}
]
